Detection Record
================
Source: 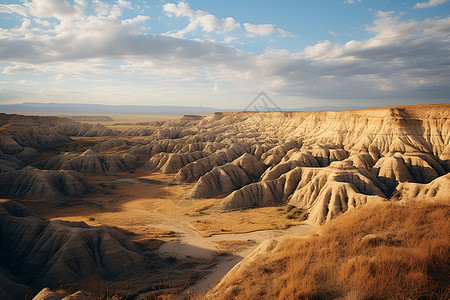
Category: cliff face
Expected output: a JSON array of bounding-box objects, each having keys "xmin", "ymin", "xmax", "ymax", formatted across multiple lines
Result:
[
  {"xmin": 196, "ymin": 104, "xmax": 450, "ymax": 224},
  {"xmin": 212, "ymin": 105, "xmax": 449, "ymax": 163}
]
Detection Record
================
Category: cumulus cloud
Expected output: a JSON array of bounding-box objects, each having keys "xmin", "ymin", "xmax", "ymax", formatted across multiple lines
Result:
[
  {"xmin": 24, "ymin": 0, "xmax": 87, "ymax": 20},
  {"xmin": 117, "ymin": 0, "xmax": 133, "ymax": 9},
  {"xmin": 243, "ymin": 23, "xmax": 275, "ymax": 36},
  {"xmin": 0, "ymin": 4, "xmax": 28, "ymax": 16},
  {"xmin": 2, "ymin": 64, "xmax": 41, "ymax": 74},
  {"xmin": 163, "ymin": 2, "xmax": 239, "ymax": 37},
  {"xmin": 0, "ymin": 2, "xmax": 448, "ymax": 105},
  {"xmin": 414, "ymin": 0, "xmax": 449, "ymax": 8},
  {"xmin": 239, "ymin": 11, "xmax": 450, "ymax": 102}
]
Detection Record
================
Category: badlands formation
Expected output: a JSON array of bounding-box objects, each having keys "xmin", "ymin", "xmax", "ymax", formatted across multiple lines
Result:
[{"xmin": 0, "ymin": 104, "xmax": 449, "ymax": 299}]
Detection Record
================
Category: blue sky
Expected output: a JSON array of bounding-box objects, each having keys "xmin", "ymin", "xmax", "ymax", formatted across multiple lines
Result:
[{"xmin": 0, "ymin": 0, "xmax": 449, "ymax": 109}]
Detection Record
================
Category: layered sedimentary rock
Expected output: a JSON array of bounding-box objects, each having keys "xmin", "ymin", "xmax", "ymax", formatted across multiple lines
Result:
[
  {"xmin": 221, "ymin": 166, "xmax": 320, "ymax": 211},
  {"xmin": 129, "ymin": 140, "xmax": 178, "ymax": 160},
  {"xmin": 2, "ymin": 104, "xmax": 449, "ymax": 226},
  {"xmin": 45, "ymin": 149, "xmax": 137, "ymax": 175},
  {"xmin": 190, "ymin": 153, "xmax": 267, "ymax": 198},
  {"xmin": 370, "ymin": 152, "xmax": 445, "ymax": 192},
  {"xmin": 0, "ymin": 201, "xmax": 143, "ymax": 291},
  {"xmin": 174, "ymin": 145, "xmax": 249, "ymax": 183},
  {"xmin": 260, "ymin": 140, "xmax": 301, "ymax": 166},
  {"xmin": 289, "ymin": 161, "xmax": 389, "ymax": 224},
  {"xmin": 131, "ymin": 104, "xmax": 449, "ymax": 223},
  {"xmin": 145, "ymin": 151, "xmax": 207, "ymax": 173},
  {"xmin": 0, "ymin": 167, "xmax": 90, "ymax": 200},
  {"xmin": 222, "ymin": 161, "xmax": 389, "ymax": 224},
  {"xmin": 394, "ymin": 173, "xmax": 450, "ymax": 200}
]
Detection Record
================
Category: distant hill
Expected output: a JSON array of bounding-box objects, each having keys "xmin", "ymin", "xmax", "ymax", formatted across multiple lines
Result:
[
  {"xmin": 69, "ymin": 116, "xmax": 114, "ymax": 122},
  {"xmin": 0, "ymin": 103, "xmax": 220, "ymax": 115},
  {"xmin": 0, "ymin": 102, "xmax": 372, "ymax": 115}
]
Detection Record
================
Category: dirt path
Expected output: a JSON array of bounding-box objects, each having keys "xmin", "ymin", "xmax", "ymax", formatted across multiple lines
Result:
[{"xmin": 182, "ymin": 223, "xmax": 317, "ymax": 297}]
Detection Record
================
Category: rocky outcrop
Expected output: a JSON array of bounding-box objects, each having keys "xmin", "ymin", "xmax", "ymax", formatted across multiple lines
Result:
[
  {"xmin": 0, "ymin": 159, "xmax": 20, "ymax": 173},
  {"xmin": 172, "ymin": 142, "xmax": 226, "ymax": 154},
  {"xmin": 220, "ymin": 160, "xmax": 390, "ymax": 225},
  {"xmin": 299, "ymin": 144, "xmax": 348, "ymax": 167},
  {"xmin": 0, "ymin": 271, "xmax": 33, "ymax": 300},
  {"xmin": 129, "ymin": 140, "xmax": 178, "ymax": 160},
  {"xmin": 370, "ymin": 152, "xmax": 445, "ymax": 192},
  {"xmin": 91, "ymin": 138, "xmax": 136, "ymax": 152},
  {"xmin": 121, "ymin": 127, "xmax": 155, "ymax": 136},
  {"xmin": 344, "ymin": 152, "xmax": 375, "ymax": 170},
  {"xmin": 261, "ymin": 140, "xmax": 301, "ymax": 166},
  {"xmin": 289, "ymin": 161, "xmax": 389, "ymax": 224},
  {"xmin": 45, "ymin": 149, "xmax": 137, "ymax": 175},
  {"xmin": 190, "ymin": 164, "xmax": 249, "ymax": 198},
  {"xmin": 190, "ymin": 153, "xmax": 267, "ymax": 198},
  {"xmin": 32, "ymin": 288, "xmax": 97, "ymax": 300},
  {"xmin": 0, "ymin": 201, "xmax": 143, "ymax": 290},
  {"xmin": 57, "ymin": 123, "xmax": 120, "ymax": 137},
  {"xmin": 174, "ymin": 145, "xmax": 249, "ymax": 183},
  {"xmin": 394, "ymin": 173, "xmax": 450, "ymax": 200},
  {"xmin": 0, "ymin": 167, "xmax": 90, "ymax": 200},
  {"xmin": 261, "ymin": 152, "xmax": 319, "ymax": 181},
  {"xmin": 221, "ymin": 166, "xmax": 321, "ymax": 210},
  {"xmin": 145, "ymin": 151, "xmax": 207, "ymax": 173}
]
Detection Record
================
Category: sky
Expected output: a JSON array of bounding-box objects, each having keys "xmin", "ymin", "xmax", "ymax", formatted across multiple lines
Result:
[{"xmin": 0, "ymin": 0, "xmax": 449, "ymax": 110}]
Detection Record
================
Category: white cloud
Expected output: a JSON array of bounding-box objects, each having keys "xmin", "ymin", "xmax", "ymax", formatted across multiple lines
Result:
[
  {"xmin": 3, "ymin": 65, "xmax": 40, "ymax": 74},
  {"xmin": 23, "ymin": 0, "xmax": 87, "ymax": 20},
  {"xmin": 277, "ymin": 28, "xmax": 296, "ymax": 38},
  {"xmin": 0, "ymin": 4, "xmax": 28, "ymax": 16},
  {"xmin": 117, "ymin": 0, "xmax": 133, "ymax": 9},
  {"xmin": 16, "ymin": 80, "xmax": 39, "ymax": 86},
  {"xmin": 163, "ymin": 2, "xmax": 239, "ymax": 37},
  {"xmin": 244, "ymin": 23, "xmax": 275, "ymax": 36},
  {"xmin": 414, "ymin": 0, "xmax": 449, "ymax": 8},
  {"xmin": 345, "ymin": 0, "xmax": 362, "ymax": 4},
  {"xmin": 328, "ymin": 30, "xmax": 337, "ymax": 36},
  {"xmin": 0, "ymin": 4, "xmax": 448, "ymax": 105},
  {"xmin": 164, "ymin": 2, "xmax": 194, "ymax": 18}
]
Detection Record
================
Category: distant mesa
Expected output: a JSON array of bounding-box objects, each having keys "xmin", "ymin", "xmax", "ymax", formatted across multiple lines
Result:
[
  {"xmin": 69, "ymin": 116, "xmax": 114, "ymax": 122},
  {"xmin": 181, "ymin": 114, "xmax": 205, "ymax": 120}
]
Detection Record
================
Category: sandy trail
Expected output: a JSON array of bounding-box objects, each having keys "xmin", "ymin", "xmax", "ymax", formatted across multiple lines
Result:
[{"xmin": 183, "ymin": 223, "xmax": 317, "ymax": 296}]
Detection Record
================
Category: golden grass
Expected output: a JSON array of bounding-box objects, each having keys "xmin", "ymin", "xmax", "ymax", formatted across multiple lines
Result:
[
  {"xmin": 189, "ymin": 207, "xmax": 302, "ymax": 237},
  {"xmin": 212, "ymin": 200, "xmax": 450, "ymax": 299},
  {"xmin": 214, "ymin": 240, "xmax": 258, "ymax": 254}
]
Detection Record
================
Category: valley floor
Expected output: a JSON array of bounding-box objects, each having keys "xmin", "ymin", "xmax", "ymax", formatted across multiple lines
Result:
[{"xmin": 16, "ymin": 165, "xmax": 316, "ymax": 297}]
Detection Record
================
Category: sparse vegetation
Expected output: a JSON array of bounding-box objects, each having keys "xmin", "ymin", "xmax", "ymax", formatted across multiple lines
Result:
[
  {"xmin": 284, "ymin": 205, "xmax": 308, "ymax": 221},
  {"xmin": 211, "ymin": 200, "xmax": 450, "ymax": 299}
]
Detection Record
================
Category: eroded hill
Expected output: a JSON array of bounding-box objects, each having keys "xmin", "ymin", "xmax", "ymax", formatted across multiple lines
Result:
[{"xmin": 0, "ymin": 104, "xmax": 448, "ymax": 298}]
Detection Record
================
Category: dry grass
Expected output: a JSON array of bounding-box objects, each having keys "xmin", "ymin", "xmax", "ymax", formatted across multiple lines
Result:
[
  {"xmin": 214, "ymin": 240, "xmax": 258, "ymax": 254},
  {"xmin": 189, "ymin": 207, "xmax": 302, "ymax": 237},
  {"xmin": 212, "ymin": 200, "xmax": 450, "ymax": 299}
]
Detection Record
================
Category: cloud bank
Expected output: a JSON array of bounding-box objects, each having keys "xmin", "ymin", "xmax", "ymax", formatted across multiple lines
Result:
[{"xmin": 0, "ymin": 0, "xmax": 449, "ymax": 107}]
